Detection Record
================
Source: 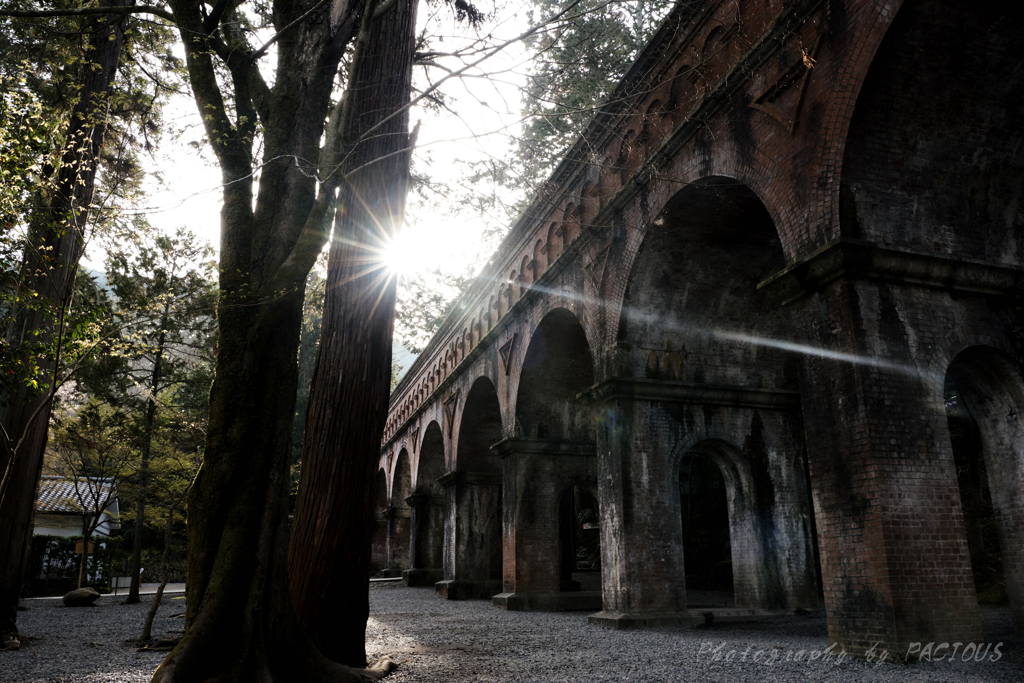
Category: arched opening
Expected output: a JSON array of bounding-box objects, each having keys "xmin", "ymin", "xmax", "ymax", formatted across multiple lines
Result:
[
  {"xmin": 945, "ymin": 347, "xmax": 1024, "ymax": 629},
  {"xmin": 558, "ymin": 486, "xmax": 602, "ymax": 593},
  {"xmin": 841, "ymin": 0, "xmax": 1024, "ymax": 265},
  {"xmin": 496, "ymin": 308, "xmax": 601, "ymax": 610},
  {"xmin": 605, "ymin": 181, "xmax": 817, "ymax": 618},
  {"xmin": 617, "ymin": 176, "xmax": 791, "ymax": 387},
  {"xmin": 406, "ymin": 422, "xmax": 446, "ymax": 586},
  {"xmin": 457, "ymin": 377, "xmax": 503, "ymax": 473},
  {"xmin": 675, "ymin": 438, "xmax": 795, "ymax": 610},
  {"xmin": 370, "ymin": 467, "xmax": 388, "ymax": 574},
  {"xmin": 437, "ymin": 377, "xmax": 503, "ymax": 599},
  {"xmin": 516, "ymin": 308, "xmax": 595, "ymax": 441},
  {"xmin": 679, "ymin": 450, "xmax": 733, "ymax": 606},
  {"xmin": 386, "ymin": 449, "xmax": 412, "ymax": 574}
]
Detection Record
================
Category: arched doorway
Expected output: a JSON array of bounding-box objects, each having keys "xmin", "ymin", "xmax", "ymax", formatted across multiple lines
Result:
[
  {"xmin": 384, "ymin": 449, "xmax": 412, "ymax": 576},
  {"xmin": 406, "ymin": 421, "xmax": 445, "ymax": 586},
  {"xmin": 436, "ymin": 376, "xmax": 503, "ymax": 600},
  {"xmin": 678, "ymin": 439, "xmax": 790, "ymax": 610},
  {"xmin": 370, "ymin": 468, "xmax": 388, "ymax": 574},
  {"xmin": 679, "ymin": 450, "xmax": 732, "ymax": 606},
  {"xmin": 590, "ymin": 177, "xmax": 817, "ymax": 624},
  {"xmin": 558, "ymin": 486, "xmax": 601, "ymax": 593},
  {"xmin": 944, "ymin": 347, "xmax": 1024, "ymax": 630},
  {"xmin": 494, "ymin": 309, "xmax": 602, "ymax": 611}
]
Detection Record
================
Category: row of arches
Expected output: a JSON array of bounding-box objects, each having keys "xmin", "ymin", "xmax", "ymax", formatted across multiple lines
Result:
[
  {"xmin": 376, "ymin": 173, "xmax": 1024, "ymax": 639},
  {"xmin": 377, "ymin": 0, "xmax": 1024, "ymax": 654},
  {"xmin": 381, "ymin": 0, "xmax": 787, "ymax": 445}
]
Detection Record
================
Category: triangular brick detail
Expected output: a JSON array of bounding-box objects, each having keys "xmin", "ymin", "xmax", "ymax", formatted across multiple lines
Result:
[
  {"xmin": 443, "ymin": 391, "xmax": 459, "ymax": 438},
  {"xmin": 749, "ymin": 33, "xmax": 824, "ymax": 134},
  {"xmin": 498, "ymin": 335, "xmax": 517, "ymax": 375}
]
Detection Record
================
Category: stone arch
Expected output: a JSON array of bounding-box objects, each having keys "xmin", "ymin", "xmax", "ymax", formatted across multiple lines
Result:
[
  {"xmin": 406, "ymin": 420, "xmax": 446, "ymax": 586},
  {"xmin": 669, "ymin": 64, "xmax": 696, "ymax": 114},
  {"xmin": 496, "ymin": 313, "xmax": 601, "ymax": 609},
  {"xmin": 370, "ymin": 467, "xmax": 389, "ymax": 573},
  {"xmin": 614, "ymin": 176, "xmax": 794, "ymax": 390},
  {"xmin": 438, "ymin": 375, "xmax": 504, "ymax": 599},
  {"xmin": 674, "ymin": 438, "xmax": 781, "ymax": 609},
  {"xmin": 515, "ymin": 308, "xmax": 596, "ymax": 441},
  {"xmin": 392, "ymin": 448, "xmax": 412, "ymax": 506},
  {"xmin": 616, "ymin": 128, "xmax": 637, "ymax": 184},
  {"xmin": 839, "ymin": 1, "xmax": 1024, "ymax": 265},
  {"xmin": 563, "ymin": 203, "xmax": 578, "ymax": 244},
  {"xmin": 636, "ymin": 98, "xmax": 663, "ymax": 151},
  {"xmin": 455, "ymin": 376, "xmax": 503, "ymax": 472},
  {"xmin": 520, "ymin": 255, "xmax": 531, "ymax": 286},
  {"xmin": 943, "ymin": 346, "xmax": 1024, "ymax": 629},
  {"xmin": 546, "ymin": 221, "xmax": 561, "ymax": 263},
  {"xmin": 387, "ymin": 449, "xmax": 413, "ymax": 572},
  {"xmin": 416, "ymin": 421, "xmax": 446, "ymax": 493},
  {"xmin": 533, "ymin": 239, "xmax": 546, "ymax": 275}
]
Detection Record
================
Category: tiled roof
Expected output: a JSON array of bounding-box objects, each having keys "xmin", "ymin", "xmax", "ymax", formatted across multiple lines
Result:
[{"xmin": 35, "ymin": 476, "xmax": 116, "ymax": 514}]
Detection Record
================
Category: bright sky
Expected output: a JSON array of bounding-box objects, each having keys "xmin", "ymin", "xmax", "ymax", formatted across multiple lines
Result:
[{"xmin": 100, "ymin": 1, "xmax": 541, "ymax": 286}]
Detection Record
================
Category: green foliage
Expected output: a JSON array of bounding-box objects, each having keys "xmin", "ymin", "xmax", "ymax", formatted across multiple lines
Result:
[
  {"xmin": 440, "ymin": 0, "xmax": 669, "ymax": 222},
  {"xmin": 516, "ymin": 0, "xmax": 673, "ymax": 188},
  {"xmin": 1, "ymin": 7, "xmax": 181, "ymax": 492},
  {"xmin": 394, "ymin": 266, "xmax": 474, "ymax": 354},
  {"xmin": 290, "ymin": 256, "xmax": 327, "ymax": 494}
]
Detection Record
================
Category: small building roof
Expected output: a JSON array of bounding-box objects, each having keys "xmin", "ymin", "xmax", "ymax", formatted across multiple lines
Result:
[{"xmin": 35, "ymin": 475, "xmax": 116, "ymax": 515}]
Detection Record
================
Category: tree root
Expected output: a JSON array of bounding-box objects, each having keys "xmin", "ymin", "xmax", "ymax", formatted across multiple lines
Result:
[
  {"xmin": 355, "ymin": 656, "xmax": 396, "ymax": 681},
  {"xmin": 1, "ymin": 634, "xmax": 27, "ymax": 651},
  {"xmin": 135, "ymin": 637, "xmax": 183, "ymax": 652}
]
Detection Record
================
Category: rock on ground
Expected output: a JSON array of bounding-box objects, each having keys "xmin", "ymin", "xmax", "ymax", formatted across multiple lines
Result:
[{"xmin": 63, "ymin": 588, "xmax": 102, "ymax": 608}]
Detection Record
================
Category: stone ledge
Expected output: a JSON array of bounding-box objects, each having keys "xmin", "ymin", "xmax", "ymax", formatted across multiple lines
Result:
[
  {"xmin": 490, "ymin": 439, "xmax": 597, "ymax": 458},
  {"xmin": 588, "ymin": 608, "xmax": 804, "ymax": 629},
  {"xmin": 492, "ymin": 591, "xmax": 603, "ymax": 612},
  {"xmin": 579, "ymin": 378, "xmax": 800, "ymax": 410},
  {"xmin": 435, "ymin": 579, "xmax": 502, "ymax": 600},
  {"xmin": 759, "ymin": 237, "xmax": 1024, "ymax": 305},
  {"xmin": 403, "ymin": 568, "xmax": 443, "ymax": 587}
]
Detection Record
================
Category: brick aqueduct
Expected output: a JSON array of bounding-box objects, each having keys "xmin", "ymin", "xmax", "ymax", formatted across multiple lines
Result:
[{"xmin": 374, "ymin": 0, "xmax": 1023, "ymax": 658}]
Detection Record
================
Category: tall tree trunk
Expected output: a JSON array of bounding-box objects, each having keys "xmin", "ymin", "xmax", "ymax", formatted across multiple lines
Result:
[
  {"xmin": 0, "ymin": 0, "xmax": 131, "ymax": 638},
  {"xmin": 152, "ymin": 0, "xmax": 402, "ymax": 678},
  {"xmin": 288, "ymin": 0, "xmax": 418, "ymax": 667},
  {"xmin": 129, "ymin": 323, "xmax": 169, "ymax": 604}
]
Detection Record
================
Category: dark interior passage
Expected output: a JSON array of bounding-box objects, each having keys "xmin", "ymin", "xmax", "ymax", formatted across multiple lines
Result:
[
  {"xmin": 945, "ymin": 378, "xmax": 1006, "ymax": 605},
  {"xmin": 680, "ymin": 452, "xmax": 734, "ymax": 607},
  {"xmin": 559, "ymin": 487, "xmax": 601, "ymax": 592}
]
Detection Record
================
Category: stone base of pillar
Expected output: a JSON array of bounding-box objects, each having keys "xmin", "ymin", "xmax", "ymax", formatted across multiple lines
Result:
[
  {"xmin": 492, "ymin": 591, "xmax": 603, "ymax": 612},
  {"xmin": 403, "ymin": 567, "xmax": 443, "ymax": 587},
  {"xmin": 434, "ymin": 579, "xmax": 501, "ymax": 600},
  {"xmin": 588, "ymin": 607, "xmax": 806, "ymax": 629},
  {"xmin": 377, "ymin": 568, "xmax": 404, "ymax": 578}
]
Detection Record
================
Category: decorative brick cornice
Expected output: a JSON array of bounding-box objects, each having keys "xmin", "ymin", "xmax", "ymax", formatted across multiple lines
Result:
[
  {"xmin": 580, "ymin": 378, "xmax": 800, "ymax": 410},
  {"xmin": 490, "ymin": 438, "xmax": 596, "ymax": 458},
  {"xmin": 436, "ymin": 471, "xmax": 502, "ymax": 489},
  {"xmin": 759, "ymin": 238, "xmax": 1024, "ymax": 305}
]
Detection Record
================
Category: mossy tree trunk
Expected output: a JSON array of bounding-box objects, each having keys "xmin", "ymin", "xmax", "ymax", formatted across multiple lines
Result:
[{"xmin": 0, "ymin": 0, "xmax": 131, "ymax": 638}]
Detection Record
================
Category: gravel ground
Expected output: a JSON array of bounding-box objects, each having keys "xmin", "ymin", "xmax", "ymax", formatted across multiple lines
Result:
[{"xmin": 4, "ymin": 584, "xmax": 1022, "ymax": 682}]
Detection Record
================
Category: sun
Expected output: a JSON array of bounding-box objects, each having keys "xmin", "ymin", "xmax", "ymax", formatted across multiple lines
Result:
[
  {"xmin": 381, "ymin": 231, "xmax": 420, "ymax": 276},
  {"xmin": 381, "ymin": 221, "xmax": 444, "ymax": 278}
]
